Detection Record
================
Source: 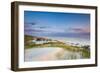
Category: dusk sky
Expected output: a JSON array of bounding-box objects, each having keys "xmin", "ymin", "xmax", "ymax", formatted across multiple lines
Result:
[{"xmin": 24, "ymin": 11, "xmax": 90, "ymax": 38}]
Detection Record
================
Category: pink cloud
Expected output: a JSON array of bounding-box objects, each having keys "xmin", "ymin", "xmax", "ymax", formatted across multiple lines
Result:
[{"xmin": 70, "ymin": 26, "xmax": 90, "ymax": 33}]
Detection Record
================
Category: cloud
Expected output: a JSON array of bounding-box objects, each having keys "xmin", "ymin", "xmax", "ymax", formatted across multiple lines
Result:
[
  {"xmin": 24, "ymin": 22, "xmax": 37, "ymax": 30},
  {"xmin": 24, "ymin": 22, "xmax": 37, "ymax": 25},
  {"xmin": 69, "ymin": 26, "xmax": 90, "ymax": 33},
  {"xmin": 38, "ymin": 26, "xmax": 50, "ymax": 29},
  {"xmin": 25, "ymin": 29, "xmax": 43, "ymax": 32}
]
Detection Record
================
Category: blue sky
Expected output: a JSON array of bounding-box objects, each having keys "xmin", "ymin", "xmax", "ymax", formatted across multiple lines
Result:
[{"xmin": 24, "ymin": 11, "xmax": 90, "ymax": 38}]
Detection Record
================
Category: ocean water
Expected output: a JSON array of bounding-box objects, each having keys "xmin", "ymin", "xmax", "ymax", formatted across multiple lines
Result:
[{"xmin": 46, "ymin": 37, "xmax": 90, "ymax": 46}]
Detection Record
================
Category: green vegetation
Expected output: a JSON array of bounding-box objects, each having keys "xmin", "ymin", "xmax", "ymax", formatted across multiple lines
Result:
[
  {"xmin": 25, "ymin": 35, "xmax": 33, "ymax": 42},
  {"xmin": 81, "ymin": 45, "xmax": 90, "ymax": 58},
  {"xmin": 24, "ymin": 35, "xmax": 33, "ymax": 47}
]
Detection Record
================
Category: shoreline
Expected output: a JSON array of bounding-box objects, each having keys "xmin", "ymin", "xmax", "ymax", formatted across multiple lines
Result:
[{"xmin": 44, "ymin": 36, "xmax": 90, "ymax": 46}]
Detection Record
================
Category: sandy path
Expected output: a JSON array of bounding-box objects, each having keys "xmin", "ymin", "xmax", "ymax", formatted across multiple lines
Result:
[{"xmin": 25, "ymin": 47, "xmax": 64, "ymax": 61}]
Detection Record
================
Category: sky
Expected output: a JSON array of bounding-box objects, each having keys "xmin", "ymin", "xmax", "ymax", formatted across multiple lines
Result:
[{"xmin": 24, "ymin": 11, "xmax": 90, "ymax": 38}]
